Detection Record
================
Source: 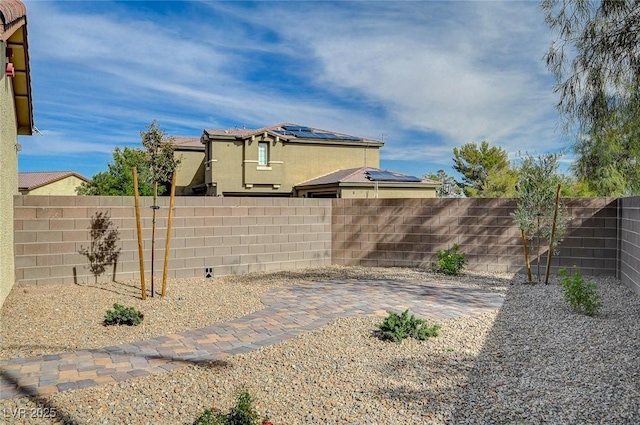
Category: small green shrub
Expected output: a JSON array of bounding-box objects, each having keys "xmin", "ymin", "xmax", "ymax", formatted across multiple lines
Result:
[
  {"xmin": 432, "ymin": 244, "xmax": 467, "ymax": 275},
  {"xmin": 194, "ymin": 389, "xmax": 272, "ymax": 425},
  {"xmin": 104, "ymin": 303, "xmax": 144, "ymax": 326},
  {"xmin": 559, "ymin": 268, "xmax": 601, "ymax": 316},
  {"xmin": 377, "ymin": 309, "xmax": 440, "ymax": 343}
]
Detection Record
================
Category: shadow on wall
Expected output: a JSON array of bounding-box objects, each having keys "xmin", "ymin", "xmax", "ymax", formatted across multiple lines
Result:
[
  {"xmin": 333, "ymin": 198, "xmax": 620, "ymax": 278},
  {"xmin": 77, "ymin": 211, "xmax": 121, "ymax": 285}
]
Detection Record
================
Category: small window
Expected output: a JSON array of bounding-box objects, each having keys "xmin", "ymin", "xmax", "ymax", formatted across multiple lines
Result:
[{"xmin": 258, "ymin": 142, "xmax": 269, "ymax": 166}]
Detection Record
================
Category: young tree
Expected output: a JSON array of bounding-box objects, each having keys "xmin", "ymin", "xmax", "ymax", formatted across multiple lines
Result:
[
  {"xmin": 76, "ymin": 147, "xmax": 157, "ymax": 196},
  {"xmin": 424, "ymin": 169, "xmax": 463, "ymax": 198},
  {"xmin": 512, "ymin": 153, "xmax": 570, "ymax": 282},
  {"xmin": 140, "ymin": 120, "xmax": 181, "ymax": 297},
  {"xmin": 452, "ymin": 141, "xmax": 513, "ymax": 197}
]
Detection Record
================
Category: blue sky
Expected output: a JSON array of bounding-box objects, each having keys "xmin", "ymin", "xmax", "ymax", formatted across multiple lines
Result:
[{"xmin": 19, "ymin": 0, "xmax": 571, "ymax": 181}]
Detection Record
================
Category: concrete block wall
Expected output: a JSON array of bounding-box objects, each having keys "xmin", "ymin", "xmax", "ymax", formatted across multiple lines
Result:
[
  {"xmin": 12, "ymin": 195, "xmax": 637, "ymax": 292},
  {"xmin": 620, "ymin": 197, "xmax": 640, "ymax": 295},
  {"xmin": 13, "ymin": 196, "xmax": 332, "ymax": 287},
  {"xmin": 332, "ymin": 198, "xmax": 619, "ymax": 276}
]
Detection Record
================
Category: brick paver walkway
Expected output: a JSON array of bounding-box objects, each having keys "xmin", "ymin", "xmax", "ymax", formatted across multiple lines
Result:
[{"xmin": 0, "ymin": 279, "xmax": 504, "ymax": 400}]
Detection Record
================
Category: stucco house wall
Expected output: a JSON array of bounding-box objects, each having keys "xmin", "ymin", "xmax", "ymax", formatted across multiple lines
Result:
[
  {"xmin": 204, "ymin": 125, "xmax": 382, "ymax": 196},
  {"xmin": 171, "ymin": 137, "xmax": 206, "ymax": 196},
  {"xmin": 20, "ymin": 175, "xmax": 87, "ymax": 195},
  {"xmin": 0, "ymin": 42, "xmax": 19, "ymax": 307},
  {"xmin": 0, "ymin": 0, "xmax": 32, "ymax": 307}
]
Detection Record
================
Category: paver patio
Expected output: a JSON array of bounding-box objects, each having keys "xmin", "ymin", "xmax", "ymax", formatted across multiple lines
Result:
[{"xmin": 0, "ymin": 279, "xmax": 504, "ymax": 400}]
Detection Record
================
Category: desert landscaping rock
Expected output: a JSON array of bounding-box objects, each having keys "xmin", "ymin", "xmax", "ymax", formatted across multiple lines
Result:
[{"xmin": 0, "ymin": 266, "xmax": 638, "ymax": 424}]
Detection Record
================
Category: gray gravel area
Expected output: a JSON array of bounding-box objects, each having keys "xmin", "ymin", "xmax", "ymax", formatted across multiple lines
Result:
[{"xmin": 1, "ymin": 266, "xmax": 638, "ymax": 424}]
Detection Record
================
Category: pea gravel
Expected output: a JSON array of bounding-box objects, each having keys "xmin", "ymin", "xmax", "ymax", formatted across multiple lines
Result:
[{"xmin": 0, "ymin": 266, "xmax": 638, "ymax": 425}]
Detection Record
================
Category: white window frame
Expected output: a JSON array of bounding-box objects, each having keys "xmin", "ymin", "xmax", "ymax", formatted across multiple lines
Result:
[{"xmin": 258, "ymin": 142, "xmax": 269, "ymax": 166}]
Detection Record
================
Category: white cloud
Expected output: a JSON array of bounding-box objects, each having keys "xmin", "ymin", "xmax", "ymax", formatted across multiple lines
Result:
[{"xmin": 22, "ymin": 0, "xmax": 567, "ymax": 174}]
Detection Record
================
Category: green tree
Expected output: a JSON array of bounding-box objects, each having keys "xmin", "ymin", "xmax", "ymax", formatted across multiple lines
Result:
[
  {"xmin": 452, "ymin": 141, "xmax": 513, "ymax": 197},
  {"xmin": 424, "ymin": 169, "xmax": 463, "ymax": 197},
  {"xmin": 483, "ymin": 167, "xmax": 518, "ymax": 198},
  {"xmin": 76, "ymin": 147, "xmax": 158, "ymax": 196},
  {"xmin": 543, "ymin": 0, "xmax": 640, "ymax": 196},
  {"xmin": 543, "ymin": 0, "xmax": 640, "ymax": 134},
  {"xmin": 140, "ymin": 120, "xmax": 181, "ymax": 191},
  {"xmin": 139, "ymin": 120, "xmax": 181, "ymax": 298},
  {"xmin": 512, "ymin": 153, "xmax": 570, "ymax": 282},
  {"xmin": 571, "ymin": 110, "xmax": 640, "ymax": 196}
]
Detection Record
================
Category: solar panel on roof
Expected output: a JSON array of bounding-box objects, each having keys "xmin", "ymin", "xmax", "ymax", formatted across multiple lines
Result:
[
  {"xmin": 313, "ymin": 132, "xmax": 339, "ymax": 139},
  {"xmin": 366, "ymin": 170, "xmax": 422, "ymax": 182},
  {"xmin": 291, "ymin": 130, "xmax": 318, "ymax": 138},
  {"xmin": 282, "ymin": 125, "xmax": 312, "ymax": 132}
]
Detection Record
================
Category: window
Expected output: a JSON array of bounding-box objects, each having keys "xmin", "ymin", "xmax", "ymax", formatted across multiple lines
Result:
[{"xmin": 258, "ymin": 142, "xmax": 268, "ymax": 166}]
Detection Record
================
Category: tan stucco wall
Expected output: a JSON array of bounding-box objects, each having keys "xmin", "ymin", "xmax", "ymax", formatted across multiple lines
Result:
[
  {"xmin": 296, "ymin": 185, "xmax": 438, "ymax": 199},
  {"xmin": 174, "ymin": 150, "xmax": 205, "ymax": 196},
  {"xmin": 21, "ymin": 176, "xmax": 87, "ymax": 196},
  {"xmin": 207, "ymin": 136, "xmax": 380, "ymax": 195},
  {"xmin": 0, "ymin": 40, "xmax": 19, "ymax": 306},
  {"xmin": 341, "ymin": 186, "xmax": 437, "ymax": 199}
]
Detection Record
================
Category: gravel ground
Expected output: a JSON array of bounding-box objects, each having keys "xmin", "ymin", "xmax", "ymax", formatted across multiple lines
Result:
[{"xmin": 1, "ymin": 266, "xmax": 638, "ymax": 424}]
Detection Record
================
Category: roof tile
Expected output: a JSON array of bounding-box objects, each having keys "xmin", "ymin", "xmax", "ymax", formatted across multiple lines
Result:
[{"xmin": 19, "ymin": 171, "xmax": 89, "ymax": 191}]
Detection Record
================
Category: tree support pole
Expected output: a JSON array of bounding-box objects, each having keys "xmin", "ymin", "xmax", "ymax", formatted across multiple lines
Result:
[
  {"xmin": 151, "ymin": 181, "xmax": 158, "ymax": 297},
  {"xmin": 545, "ymin": 184, "xmax": 562, "ymax": 284},
  {"xmin": 521, "ymin": 229, "xmax": 532, "ymax": 282},
  {"xmin": 133, "ymin": 167, "xmax": 146, "ymax": 300},
  {"xmin": 161, "ymin": 172, "xmax": 177, "ymax": 297}
]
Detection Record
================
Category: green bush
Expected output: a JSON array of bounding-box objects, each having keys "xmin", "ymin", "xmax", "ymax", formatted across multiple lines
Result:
[
  {"xmin": 559, "ymin": 268, "xmax": 601, "ymax": 316},
  {"xmin": 377, "ymin": 309, "xmax": 440, "ymax": 343},
  {"xmin": 195, "ymin": 389, "xmax": 272, "ymax": 425},
  {"xmin": 104, "ymin": 303, "xmax": 144, "ymax": 326},
  {"xmin": 432, "ymin": 244, "xmax": 467, "ymax": 275}
]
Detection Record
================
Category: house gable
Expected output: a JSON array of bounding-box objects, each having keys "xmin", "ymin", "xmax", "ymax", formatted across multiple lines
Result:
[
  {"xmin": 18, "ymin": 171, "xmax": 89, "ymax": 195},
  {"xmin": 202, "ymin": 124, "xmax": 384, "ymax": 196}
]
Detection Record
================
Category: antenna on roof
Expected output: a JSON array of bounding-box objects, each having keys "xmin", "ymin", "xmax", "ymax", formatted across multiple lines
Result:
[
  {"xmin": 32, "ymin": 125, "xmax": 43, "ymax": 135},
  {"xmin": 380, "ymin": 133, "xmax": 388, "ymax": 142}
]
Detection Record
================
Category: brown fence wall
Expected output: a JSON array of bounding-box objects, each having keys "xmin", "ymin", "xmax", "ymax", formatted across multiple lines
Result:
[
  {"xmin": 13, "ymin": 196, "xmax": 332, "ymax": 287},
  {"xmin": 331, "ymin": 198, "xmax": 619, "ymax": 277},
  {"xmin": 620, "ymin": 197, "xmax": 640, "ymax": 295},
  {"xmin": 12, "ymin": 196, "xmax": 637, "ymax": 292}
]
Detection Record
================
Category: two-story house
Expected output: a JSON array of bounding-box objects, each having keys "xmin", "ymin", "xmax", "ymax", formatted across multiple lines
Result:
[{"xmin": 197, "ymin": 123, "xmax": 438, "ymax": 198}]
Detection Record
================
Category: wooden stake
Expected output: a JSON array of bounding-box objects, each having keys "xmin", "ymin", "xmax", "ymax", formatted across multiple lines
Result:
[
  {"xmin": 545, "ymin": 183, "xmax": 562, "ymax": 284},
  {"xmin": 133, "ymin": 167, "xmax": 146, "ymax": 300},
  {"xmin": 161, "ymin": 172, "xmax": 177, "ymax": 297},
  {"xmin": 521, "ymin": 229, "xmax": 532, "ymax": 282},
  {"xmin": 151, "ymin": 180, "xmax": 158, "ymax": 297}
]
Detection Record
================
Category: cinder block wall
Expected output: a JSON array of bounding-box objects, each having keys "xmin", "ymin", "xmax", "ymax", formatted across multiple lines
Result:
[
  {"xmin": 620, "ymin": 197, "xmax": 640, "ymax": 295},
  {"xmin": 332, "ymin": 198, "xmax": 619, "ymax": 277},
  {"xmin": 12, "ymin": 196, "xmax": 635, "ymax": 292},
  {"xmin": 13, "ymin": 196, "xmax": 332, "ymax": 287}
]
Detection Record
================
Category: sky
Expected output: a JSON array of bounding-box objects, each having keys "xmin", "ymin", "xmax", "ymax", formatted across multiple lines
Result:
[{"xmin": 18, "ymin": 0, "xmax": 572, "ymax": 181}]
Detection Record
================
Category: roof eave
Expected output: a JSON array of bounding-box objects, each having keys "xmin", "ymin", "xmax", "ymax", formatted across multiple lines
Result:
[{"xmin": 2, "ymin": 6, "xmax": 33, "ymax": 136}]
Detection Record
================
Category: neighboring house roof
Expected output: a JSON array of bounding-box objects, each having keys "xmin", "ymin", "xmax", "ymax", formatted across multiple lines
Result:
[
  {"xmin": 171, "ymin": 136, "xmax": 203, "ymax": 151},
  {"xmin": 0, "ymin": 0, "xmax": 33, "ymax": 135},
  {"xmin": 18, "ymin": 171, "xmax": 89, "ymax": 191},
  {"xmin": 296, "ymin": 167, "xmax": 440, "ymax": 187},
  {"xmin": 203, "ymin": 123, "xmax": 384, "ymax": 146}
]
